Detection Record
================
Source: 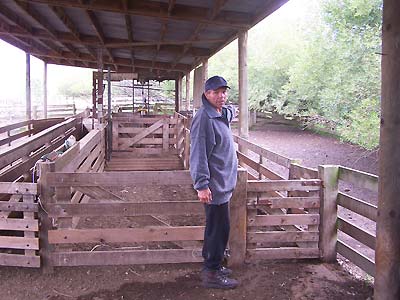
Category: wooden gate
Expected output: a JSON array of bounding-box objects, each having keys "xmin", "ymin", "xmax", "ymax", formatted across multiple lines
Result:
[
  {"xmin": 0, "ymin": 182, "xmax": 40, "ymax": 267},
  {"xmin": 38, "ymin": 170, "xmax": 205, "ymax": 270}
]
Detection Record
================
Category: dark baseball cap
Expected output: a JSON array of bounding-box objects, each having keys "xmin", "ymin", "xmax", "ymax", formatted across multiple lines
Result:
[{"xmin": 204, "ymin": 75, "xmax": 230, "ymax": 91}]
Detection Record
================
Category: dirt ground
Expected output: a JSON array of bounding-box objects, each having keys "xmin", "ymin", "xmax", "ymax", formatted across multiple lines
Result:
[{"xmin": 0, "ymin": 119, "xmax": 376, "ymax": 300}]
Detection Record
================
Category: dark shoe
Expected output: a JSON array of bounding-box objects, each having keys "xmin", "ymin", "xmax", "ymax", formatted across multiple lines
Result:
[
  {"xmin": 201, "ymin": 269, "xmax": 238, "ymax": 289},
  {"xmin": 218, "ymin": 266, "xmax": 233, "ymax": 276}
]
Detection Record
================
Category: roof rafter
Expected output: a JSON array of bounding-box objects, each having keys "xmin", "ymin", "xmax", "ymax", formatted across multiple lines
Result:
[{"xmin": 18, "ymin": 0, "xmax": 252, "ymax": 29}]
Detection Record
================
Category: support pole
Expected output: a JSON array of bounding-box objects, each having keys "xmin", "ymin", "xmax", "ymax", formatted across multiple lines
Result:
[
  {"xmin": 202, "ymin": 59, "xmax": 208, "ymax": 83},
  {"xmin": 132, "ymin": 79, "xmax": 135, "ymax": 113},
  {"xmin": 97, "ymin": 49, "xmax": 103, "ymax": 124},
  {"xmin": 147, "ymin": 81, "xmax": 150, "ymax": 114},
  {"xmin": 193, "ymin": 66, "xmax": 203, "ymax": 109},
  {"xmin": 185, "ymin": 72, "xmax": 191, "ymax": 111},
  {"xmin": 238, "ymin": 31, "xmax": 249, "ymax": 142},
  {"xmin": 107, "ymin": 66, "xmax": 112, "ymax": 161},
  {"xmin": 375, "ymin": 0, "xmax": 400, "ymax": 298},
  {"xmin": 43, "ymin": 61, "xmax": 48, "ymax": 119},
  {"xmin": 26, "ymin": 53, "xmax": 31, "ymax": 121},
  {"xmin": 175, "ymin": 78, "xmax": 180, "ymax": 112}
]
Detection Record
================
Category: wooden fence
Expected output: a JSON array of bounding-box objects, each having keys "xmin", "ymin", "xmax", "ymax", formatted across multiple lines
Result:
[
  {"xmin": 319, "ymin": 165, "xmax": 377, "ymax": 276},
  {"xmin": 0, "ymin": 182, "xmax": 40, "ymax": 268}
]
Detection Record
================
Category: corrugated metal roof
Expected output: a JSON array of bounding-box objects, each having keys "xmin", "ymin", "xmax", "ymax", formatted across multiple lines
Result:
[{"xmin": 0, "ymin": 0, "xmax": 289, "ymax": 81}]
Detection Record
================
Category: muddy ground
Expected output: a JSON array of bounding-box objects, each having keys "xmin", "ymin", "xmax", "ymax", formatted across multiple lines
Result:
[{"xmin": 0, "ymin": 119, "xmax": 376, "ymax": 300}]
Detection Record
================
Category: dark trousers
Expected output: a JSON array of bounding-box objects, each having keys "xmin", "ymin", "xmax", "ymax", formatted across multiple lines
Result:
[{"xmin": 202, "ymin": 202, "xmax": 230, "ymax": 270}]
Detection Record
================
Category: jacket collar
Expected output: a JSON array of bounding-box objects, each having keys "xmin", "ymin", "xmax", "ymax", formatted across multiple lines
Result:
[{"xmin": 202, "ymin": 94, "xmax": 222, "ymax": 119}]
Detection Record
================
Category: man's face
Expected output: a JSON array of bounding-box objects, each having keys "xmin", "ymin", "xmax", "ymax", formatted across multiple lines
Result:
[{"xmin": 205, "ymin": 87, "xmax": 228, "ymax": 111}]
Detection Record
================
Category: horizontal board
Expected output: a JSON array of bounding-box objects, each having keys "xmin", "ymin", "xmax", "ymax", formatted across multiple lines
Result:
[
  {"xmin": 0, "ymin": 253, "xmax": 40, "ymax": 268},
  {"xmin": 237, "ymin": 151, "xmax": 285, "ymax": 180},
  {"xmin": 0, "ymin": 202, "xmax": 38, "ymax": 212},
  {"xmin": 0, "ymin": 182, "xmax": 38, "ymax": 195},
  {"xmin": 48, "ymin": 226, "xmax": 205, "ymax": 244},
  {"xmin": 337, "ymin": 192, "xmax": 377, "ymax": 221},
  {"xmin": 247, "ymin": 247, "xmax": 320, "ymax": 260},
  {"xmin": 248, "ymin": 180, "xmax": 321, "ymax": 192},
  {"xmin": 46, "ymin": 201, "xmax": 204, "ymax": 217},
  {"xmin": 112, "ymin": 148, "xmax": 179, "ymax": 155},
  {"xmin": 118, "ymin": 137, "xmax": 177, "ymax": 145},
  {"xmin": 257, "ymin": 197, "xmax": 320, "ymax": 209},
  {"xmin": 50, "ymin": 249, "xmax": 203, "ymax": 266},
  {"xmin": 338, "ymin": 166, "xmax": 378, "ymax": 192},
  {"xmin": 233, "ymin": 135, "xmax": 292, "ymax": 168},
  {"xmin": 337, "ymin": 240, "xmax": 375, "ymax": 276},
  {"xmin": 46, "ymin": 170, "xmax": 193, "ymax": 187},
  {"xmin": 337, "ymin": 217, "xmax": 376, "ymax": 250},
  {"xmin": 0, "ymin": 218, "xmax": 38, "ymax": 231},
  {"xmin": 247, "ymin": 231, "xmax": 319, "ymax": 243},
  {"xmin": 118, "ymin": 127, "xmax": 176, "ymax": 134},
  {"xmin": 289, "ymin": 163, "xmax": 318, "ymax": 179},
  {"xmin": 248, "ymin": 214, "xmax": 320, "ymax": 227},
  {"xmin": 0, "ymin": 236, "xmax": 39, "ymax": 250}
]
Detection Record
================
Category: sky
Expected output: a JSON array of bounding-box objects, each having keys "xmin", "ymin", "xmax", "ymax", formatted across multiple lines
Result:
[{"xmin": 0, "ymin": 0, "xmax": 314, "ymax": 106}]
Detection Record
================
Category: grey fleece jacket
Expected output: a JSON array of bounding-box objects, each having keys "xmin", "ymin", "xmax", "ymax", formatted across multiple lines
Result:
[{"xmin": 189, "ymin": 95, "xmax": 238, "ymax": 205}]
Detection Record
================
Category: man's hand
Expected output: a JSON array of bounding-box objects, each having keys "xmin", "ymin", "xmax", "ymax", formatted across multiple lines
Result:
[{"xmin": 197, "ymin": 188, "xmax": 212, "ymax": 204}]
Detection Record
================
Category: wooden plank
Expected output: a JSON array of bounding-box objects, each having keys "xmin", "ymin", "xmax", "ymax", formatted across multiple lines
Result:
[
  {"xmin": 247, "ymin": 247, "xmax": 319, "ymax": 260},
  {"xmin": 337, "ymin": 217, "xmax": 376, "ymax": 250},
  {"xmin": 118, "ymin": 127, "xmax": 176, "ymax": 134},
  {"xmin": 339, "ymin": 166, "xmax": 378, "ymax": 192},
  {"xmin": 237, "ymin": 151, "xmax": 285, "ymax": 180},
  {"xmin": 46, "ymin": 170, "xmax": 193, "ymax": 187},
  {"xmin": 0, "ymin": 236, "xmax": 39, "ymax": 250},
  {"xmin": 289, "ymin": 163, "xmax": 318, "ymax": 179},
  {"xmin": 23, "ymin": 194, "xmax": 36, "ymax": 256},
  {"xmin": 248, "ymin": 214, "xmax": 320, "ymax": 227},
  {"xmin": 0, "ymin": 218, "xmax": 39, "ymax": 231},
  {"xmin": 0, "ymin": 253, "xmax": 40, "ymax": 268},
  {"xmin": 183, "ymin": 129, "xmax": 190, "ymax": 169},
  {"xmin": 247, "ymin": 231, "xmax": 319, "ymax": 243},
  {"xmin": 112, "ymin": 148, "xmax": 179, "ymax": 155},
  {"xmin": 247, "ymin": 180, "xmax": 321, "ymax": 192},
  {"xmin": 51, "ymin": 249, "xmax": 203, "ymax": 266},
  {"xmin": 74, "ymin": 186, "xmax": 122, "ymax": 201},
  {"xmin": 233, "ymin": 135, "xmax": 292, "ymax": 168},
  {"xmin": 112, "ymin": 120, "xmax": 119, "ymax": 151},
  {"xmin": 119, "ymin": 118, "xmax": 165, "ymax": 148},
  {"xmin": 337, "ymin": 192, "xmax": 377, "ymax": 221},
  {"xmin": 0, "ymin": 202, "xmax": 38, "ymax": 212},
  {"xmin": 48, "ymin": 226, "xmax": 205, "ymax": 244},
  {"xmin": 257, "ymin": 197, "xmax": 320, "ymax": 209},
  {"xmin": 0, "ymin": 131, "xmax": 30, "ymax": 147},
  {"xmin": 337, "ymin": 240, "xmax": 375, "ymax": 276},
  {"xmin": 54, "ymin": 142, "xmax": 80, "ymax": 171},
  {"xmin": 0, "ymin": 182, "xmax": 38, "ymax": 195},
  {"xmin": 46, "ymin": 201, "xmax": 204, "ymax": 217},
  {"xmin": 162, "ymin": 118, "xmax": 170, "ymax": 151},
  {"xmin": 0, "ymin": 120, "xmax": 31, "ymax": 134},
  {"xmin": 229, "ymin": 169, "xmax": 247, "ymax": 266},
  {"xmin": 118, "ymin": 137, "xmax": 177, "ymax": 145}
]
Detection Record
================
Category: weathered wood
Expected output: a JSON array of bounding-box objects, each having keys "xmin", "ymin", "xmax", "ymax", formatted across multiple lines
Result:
[
  {"xmin": 0, "ymin": 202, "xmax": 38, "ymax": 212},
  {"xmin": 0, "ymin": 218, "xmax": 39, "ymax": 231},
  {"xmin": 337, "ymin": 192, "xmax": 377, "ymax": 222},
  {"xmin": 337, "ymin": 217, "xmax": 376, "ymax": 250},
  {"xmin": 248, "ymin": 214, "xmax": 320, "ymax": 227},
  {"xmin": 162, "ymin": 118, "xmax": 170, "ymax": 151},
  {"xmin": 229, "ymin": 169, "xmax": 247, "ymax": 266},
  {"xmin": 0, "ymin": 236, "xmax": 39, "ymax": 250},
  {"xmin": 48, "ymin": 226, "xmax": 205, "ymax": 244},
  {"xmin": 0, "ymin": 253, "xmax": 40, "ymax": 268},
  {"xmin": 50, "ymin": 249, "xmax": 203, "ymax": 266},
  {"xmin": 290, "ymin": 163, "xmax": 318, "ymax": 179},
  {"xmin": 74, "ymin": 186, "xmax": 122, "ymax": 201},
  {"xmin": 337, "ymin": 240, "xmax": 375, "ymax": 276},
  {"xmin": 238, "ymin": 30, "xmax": 249, "ymax": 142},
  {"xmin": 237, "ymin": 151, "xmax": 285, "ymax": 180},
  {"xmin": 46, "ymin": 201, "xmax": 204, "ymax": 217},
  {"xmin": 118, "ymin": 127, "xmax": 176, "ymax": 134},
  {"xmin": 23, "ymin": 194, "xmax": 36, "ymax": 257},
  {"xmin": 112, "ymin": 119, "xmax": 119, "ymax": 151},
  {"xmin": 247, "ymin": 248, "xmax": 319, "ymax": 260},
  {"xmin": 119, "ymin": 118, "xmax": 165, "ymax": 148},
  {"xmin": 118, "ymin": 137, "xmax": 177, "ymax": 145},
  {"xmin": 257, "ymin": 197, "xmax": 320, "ymax": 209},
  {"xmin": 183, "ymin": 128, "xmax": 190, "ymax": 169},
  {"xmin": 247, "ymin": 231, "xmax": 319, "ymax": 243},
  {"xmin": 233, "ymin": 135, "xmax": 292, "ymax": 168},
  {"xmin": 318, "ymin": 165, "xmax": 339, "ymax": 263},
  {"xmin": 338, "ymin": 166, "xmax": 378, "ymax": 192},
  {"xmin": 54, "ymin": 143, "xmax": 80, "ymax": 171},
  {"xmin": 46, "ymin": 170, "xmax": 193, "ymax": 187},
  {"xmin": 247, "ymin": 180, "xmax": 321, "ymax": 192},
  {"xmin": 0, "ymin": 182, "xmax": 38, "ymax": 195}
]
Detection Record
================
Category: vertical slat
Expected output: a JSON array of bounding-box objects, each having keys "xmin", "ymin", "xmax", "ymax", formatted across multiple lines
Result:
[
  {"xmin": 23, "ymin": 194, "xmax": 36, "ymax": 257},
  {"xmin": 163, "ymin": 118, "xmax": 169, "ymax": 151},
  {"xmin": 184, "ymin": 129, "xmax": 190, "ymax": 169},
  {"xmin": 228, "ymin": 168, "xmax": 247, "ymax": 266},
  {"xmin": 112, "ymin": 120, "xmax": 119, "ymax": 151},
  {"xmin": 55, "ymin": 186, "xmax": 72, "ymax": 252}
]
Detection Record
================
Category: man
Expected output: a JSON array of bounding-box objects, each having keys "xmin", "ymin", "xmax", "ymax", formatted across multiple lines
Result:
[{"xmin": 189, "ymin": 75, "xmax": 239, "ymax": 289}]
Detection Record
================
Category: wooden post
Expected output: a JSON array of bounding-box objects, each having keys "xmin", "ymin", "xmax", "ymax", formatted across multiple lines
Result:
[
  {"xmin": 228, "ymin": 168, "xmax": 247, "ymax": 266},
  {"xmin": 92, "ymin": 73, "xmax": 97, "ymax": 126},
  {"xmin": 38, "ymin": 162, "xmax": 55, "ymax": 273},
  {"xmin": 32, "ymin": 105, "xmax": 37, "ymax": 120},
  {"xmin": 43, "ymin": 61, "xmax": 48, "ymax": 119},
  {"xmin": 175, "ymin": 78, "xmax": 180, "ymax": 112},
  {"xmin": 375, "ymin": 1, "xmax": 400, "ymax": 298},
  {"xmin": 193, "ymin": 66, "xmax": 203, "ymax": 109},
  {"xmin": 318, "ymin": 165, "xmax": 339, "ymax": 262},
  {"xmin": 202, "ymin": 59, "xmax": 208, "ymax": 84},
  {"xmin": 147, "ymin": 81, "xmax": 150, "ymax": 114},
  {"xmin": 132, "ymin": 79, "xmax": 135, "ymax": 112},
  {"xmin": 107, "ymin": 66, "xmax": 112, "ymax": 161},
  {"xmin": 97, "ymin": 49, "xmax": 104, "ymax": 124},
  {"xmin": 238, "ymin": 31, "xmax": 249, "ymax": 153},
  {"xmin": 26, "ymin": 53, "xmax": 31, "ymax": 121},
  {"xmin": 185, "ymin": 72, "xmax": 191, "ymax": 111}
]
